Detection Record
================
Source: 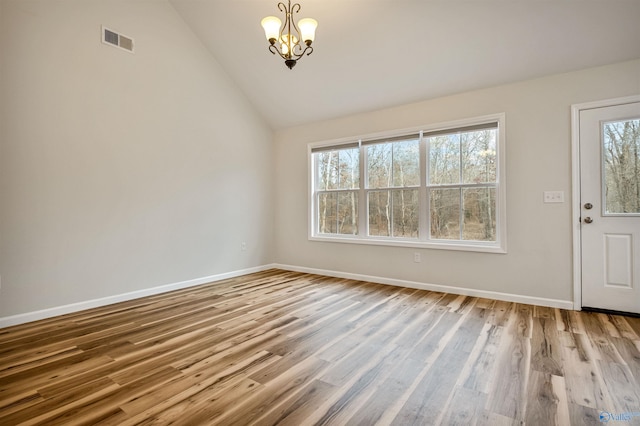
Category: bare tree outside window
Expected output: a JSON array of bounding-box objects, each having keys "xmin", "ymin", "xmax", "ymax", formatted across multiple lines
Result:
[
  {"xmin": 367, "ymin": 138, "xmax": 420, "ymax": 238},
  {"xmin": 428, "ymin": 129, "xmax": 497, "ymax": 241},
  {"xmin": 315, "ymin": 147, "xmax": 359, "ymax": 235}
]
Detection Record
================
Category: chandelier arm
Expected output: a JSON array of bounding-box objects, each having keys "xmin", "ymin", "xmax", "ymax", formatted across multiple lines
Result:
[
  {"xmin": 290, "ymin": 42, "xmax": 313, "ymax": 59},
  {"xmin": 268, "ymin": 43, "xmax": 289, "ymax": 61},
  {"xmin": 277, "ymin": 0, "xmax": 304, "ymax": 60},
  {"xmin": 278, "ymin": 1, "xmax": 292, "ymax": 58},
  {"xmin": 293, "ymin": 45, "xmax": 313, "ymax": 59},
  {"xmin": 278, "ymin": 1, "xmax": 290, "ymax": 58},
  {"xmin": 289, "ymin": 21, "xmax": 301, "ymax": 41},
  {"xmin": 278, "ymin": 27, "xmax": 289, "ymax": 59},
  {"xmin": 268, "ymin": 43, "xmax": 280, "ymax": 57},
  {"xmin": 291, "ymin": 42, "xmax": 303, "ymax": 57},
  {"xmin": 288, "ymin": 3, "xmax": 302, "ymax": 44}
]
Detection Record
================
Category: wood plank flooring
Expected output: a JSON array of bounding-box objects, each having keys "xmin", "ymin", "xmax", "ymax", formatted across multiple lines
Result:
[{"xmin": 1, "ymin": 269, "xmax": 640, "ymax": 425}]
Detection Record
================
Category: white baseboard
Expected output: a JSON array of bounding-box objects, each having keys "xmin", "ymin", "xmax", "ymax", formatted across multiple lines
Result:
[
  {"xmin": 1, "ymin": 262, "xmax": 575, "ymax": 329},
  {"xmin": 0, "ymin": 264, "xmax": 277, "ymax": 329},
  {"xmin": 274, "ymin": 263, "xmax": 575, "ymax": 310}
]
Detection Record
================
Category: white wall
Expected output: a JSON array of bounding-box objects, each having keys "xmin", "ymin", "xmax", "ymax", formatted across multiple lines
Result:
[
  {"xmin": 1, "ymin": 1, "xmax": 638, "ymax": 323},
  {"xmin": 273, "ymin": 59, "xmax": 640, "ymax": 304},
  {"xmin": 0, "ymin": 0, "xmax": 274, "ymax": 318}
]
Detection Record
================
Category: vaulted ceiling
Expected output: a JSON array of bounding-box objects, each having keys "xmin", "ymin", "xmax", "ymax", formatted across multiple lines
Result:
[{"xmin": 169, "ymin": 0, "xmax": 640, "ymax": 130}]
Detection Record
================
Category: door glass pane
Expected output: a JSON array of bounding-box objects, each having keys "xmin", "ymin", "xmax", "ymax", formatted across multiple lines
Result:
[
  {"xmin": 430, "ymin": 188, "xmax": 461, "ymax": 239},
  {"xmin": 463, "ymin": 188, "xmax": 496, "ymax": 241},
  {"xmin": 603, "ymin": 118, "xmax": 640, "ymax": 214}
]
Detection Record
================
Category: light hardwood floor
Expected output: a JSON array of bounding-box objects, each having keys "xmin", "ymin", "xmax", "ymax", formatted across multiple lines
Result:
[{"xmin": 1, "ymin": 269, "xmax": 640, "ymax": 425}]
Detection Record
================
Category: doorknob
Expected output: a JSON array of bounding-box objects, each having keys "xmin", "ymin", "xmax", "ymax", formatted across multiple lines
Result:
[
  {"xmin": 583, "ymin": 217, "xmax": 593, "ymax": 224},
  {"xmin": 584, "ymin": 203, "xmax": 593, "ymax": 210}
]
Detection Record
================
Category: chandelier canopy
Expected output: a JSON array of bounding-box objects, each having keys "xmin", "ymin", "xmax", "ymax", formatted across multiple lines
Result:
[{"xmin": 261, "ymin": 0, "xmax": 317, "ymax": 70}]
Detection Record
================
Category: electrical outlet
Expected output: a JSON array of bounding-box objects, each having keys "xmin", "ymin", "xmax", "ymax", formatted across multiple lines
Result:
[
  {"xmin": 543, "ymin": 191, "xmax": 564, "ymax": 203},
  {"xmin": 241, "ymin": 242, "xmax": 247, "ymax": 251},
  {"xmin": 414, "ymin": 252, "xmax": 421, "ymax": 263}
]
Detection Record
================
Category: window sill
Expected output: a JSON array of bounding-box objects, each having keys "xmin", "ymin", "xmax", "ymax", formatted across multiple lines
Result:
[{"xmin": 309, "ymin": 234, "xmax": 507, "ymax": 254}]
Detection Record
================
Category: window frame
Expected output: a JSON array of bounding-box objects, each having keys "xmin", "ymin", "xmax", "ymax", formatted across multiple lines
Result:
[{"xmin": 308, "ymin": 113, "xmax": 507, "ymax": 253}]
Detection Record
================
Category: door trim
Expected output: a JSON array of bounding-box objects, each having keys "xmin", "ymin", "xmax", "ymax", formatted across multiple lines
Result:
[{"xmin": 570, "ymin": 95, "xmax": 640, "ymax": 311}]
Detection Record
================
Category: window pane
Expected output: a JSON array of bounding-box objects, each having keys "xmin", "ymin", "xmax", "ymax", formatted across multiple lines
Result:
[
  {"xmin": 318, "ymin": 191, "xmax": 358, "ymax": 235},
  {"xmin": 337, "ymin": 192, "xmax": 358, "ymax": 235},
  {"xmin": 430, "ymin": 188, "xmax": 460, "ymax": 239},
  {"xmin": 367, "ymin": 143, "xmax": 392, "ymax": 188},
  {"xmin": 393, "ymin": 140, "xmax": 420, "ymax": 187},
  {"xmin": 368, "ymin": 139, "xmax": 420, "ymax": 188},
  {"xmin": 368, "ymin": 190, "xmax": 390, "ymax": 236},
  {"xmin": 338, "ymin": 148, "xmax": 360, "ymax": 189},
  {"xmin": 462, "ymin": 129, "xmax": 497, "ymax": 184},
  {"xmin": 316, "ymin": 148, "xmax": 359, "ymax": 191},
  {"xmin": 463, "ymin": 188, "xmax": 496, "ymax": 241},
  {"xmin": 392, "ymin": 189, "xmax": 419, "ymax": 238},
  {"xmin": 316, "ymin": 151, "xmax": 337, "ymax": 191},
  {"xmin": 318, "ymin": 193, "xmax": 337, "ymax": 234},
  {"xmin": 603, "ymin": 119, "xmax": 640, "ymax": 214},
  {"xmin": 429, "ymin": 134, "xmax": 460, "ymax": 185}
]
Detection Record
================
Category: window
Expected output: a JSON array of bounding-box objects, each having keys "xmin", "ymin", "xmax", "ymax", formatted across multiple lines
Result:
[
  {"xmin": 366, "ymin": 134, "xmax": 420, "ymax": 238},
  {"xmin": 314, "ymin": 143, "xmax": 359, "ymax": 234},
  {"xmin": 310, "ymin": 114, "xmax": 506, "ymax": 253}
]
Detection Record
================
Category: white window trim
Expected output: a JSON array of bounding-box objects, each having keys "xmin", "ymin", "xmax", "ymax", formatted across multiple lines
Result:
[{"xmin": 308, "ymin": 113, "xmax": 507, "ymax": 254}]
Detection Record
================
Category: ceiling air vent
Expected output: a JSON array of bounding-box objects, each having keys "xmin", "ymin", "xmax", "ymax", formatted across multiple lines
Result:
[{"xmin": 101, "ymin": 26, "xmax": 134, "ymax": 53}]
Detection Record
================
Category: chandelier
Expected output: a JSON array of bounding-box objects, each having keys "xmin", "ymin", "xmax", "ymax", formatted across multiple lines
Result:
[{"xmin": 261, "ymin": 0, "xmax": 317, "ymax": 70}]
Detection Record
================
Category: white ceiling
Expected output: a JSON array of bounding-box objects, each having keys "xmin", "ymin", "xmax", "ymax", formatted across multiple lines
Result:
[{"xmin": 169, "ymin": 0, "xmax": 640, "ymax": 130}]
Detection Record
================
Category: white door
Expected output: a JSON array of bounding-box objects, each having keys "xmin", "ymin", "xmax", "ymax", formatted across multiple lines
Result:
[{"xmin": 580, "ymin": 100, "xmax": 640, "ymax": 314}]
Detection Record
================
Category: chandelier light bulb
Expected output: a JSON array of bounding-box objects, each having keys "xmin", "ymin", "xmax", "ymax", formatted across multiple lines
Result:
[
  {"xmin": 280, "ymin": 33, "xmax": 298, "ymax": 55},
  {"xmin": 298, "ymin": 18, "xmax": 317, "ymax": 45},
  {"xmin": 261, "ymin": 16, "xmax": 282, "ymax": 43}
]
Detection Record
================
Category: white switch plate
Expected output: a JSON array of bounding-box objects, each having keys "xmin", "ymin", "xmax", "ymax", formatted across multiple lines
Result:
[
  {"xmin": 543, "ymin": 191, "xmax": 564, "ymax": 203},
  {"xmin": 414, "ymin": 252, "xmax": 421, "ymax": 263}
]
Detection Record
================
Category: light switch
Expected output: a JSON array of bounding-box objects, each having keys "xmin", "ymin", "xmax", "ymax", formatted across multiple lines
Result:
[{"xmin": 543, "ymin": 191, "xmax": 564, "ymax": 203}]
